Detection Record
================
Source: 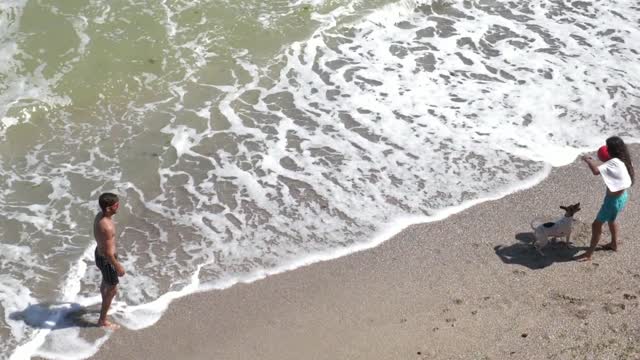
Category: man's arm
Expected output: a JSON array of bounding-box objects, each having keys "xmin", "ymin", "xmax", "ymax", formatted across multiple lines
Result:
[
  {"xmin": 100, "ymin": 221, "xmax": 125, "ymax": 277},
  {"xmin": 582, "ymin": 155, "xmax": 600, "ymax": 175}
]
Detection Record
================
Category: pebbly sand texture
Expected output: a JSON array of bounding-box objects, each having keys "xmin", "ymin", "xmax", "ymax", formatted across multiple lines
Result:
[{"xmin": 91, "ymin": 147, "xmax": 640, "ymax": 360}]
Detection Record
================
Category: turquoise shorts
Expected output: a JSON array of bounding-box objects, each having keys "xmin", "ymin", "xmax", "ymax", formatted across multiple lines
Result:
[{"xmin": 596, "ymin": 191, "xmax": 629, "ymax": 223}]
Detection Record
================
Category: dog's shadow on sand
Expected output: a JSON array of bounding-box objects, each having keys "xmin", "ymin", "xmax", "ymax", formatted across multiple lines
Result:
[{"xmin": 494, "ymin": 232, "xmax": 584, "ymax": 269}]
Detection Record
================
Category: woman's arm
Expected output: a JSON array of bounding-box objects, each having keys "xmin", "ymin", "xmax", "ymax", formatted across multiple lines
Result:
[{"xmin": 582, "ymin": 155, "xmax": 600, "ymax": 175}]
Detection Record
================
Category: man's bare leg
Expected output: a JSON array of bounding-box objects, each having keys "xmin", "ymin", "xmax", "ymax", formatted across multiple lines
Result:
[
  {"xmin": 602, "ymin": 221, "xmax": 619, "ymax": 251},
  {"xmin": 575, "ymin": 220, "xmax": 604, "ymax": 261},
  {"xmin": 98, "ymin": 281, "xmax": 119, "ymax": 329}
]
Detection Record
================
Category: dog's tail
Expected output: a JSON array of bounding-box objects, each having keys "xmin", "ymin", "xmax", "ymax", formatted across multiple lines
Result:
[{"xmin": 530, "ymin": 220, "xmax": 541, "ymax": 230}]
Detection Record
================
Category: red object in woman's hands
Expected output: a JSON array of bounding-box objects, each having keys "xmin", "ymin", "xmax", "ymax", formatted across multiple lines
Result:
[{"xmin": 597, "ymin": 145, "xmax": 610, "ymax": 162}]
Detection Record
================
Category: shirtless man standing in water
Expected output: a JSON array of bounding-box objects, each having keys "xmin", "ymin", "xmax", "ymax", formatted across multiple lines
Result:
[{"xmin": 94, "ymin": 193, "xmax": 125, "ymax": 329}]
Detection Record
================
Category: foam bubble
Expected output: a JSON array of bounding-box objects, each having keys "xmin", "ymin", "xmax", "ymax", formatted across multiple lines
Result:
[{"xmin": 161, "ymin": 125, "xmax": 200, "ymax": 159}]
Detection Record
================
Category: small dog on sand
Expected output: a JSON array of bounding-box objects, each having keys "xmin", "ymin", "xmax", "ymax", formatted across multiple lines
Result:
[{"xmin": 531, "ymin": 203, "xmax": 581, "ymax": 255}]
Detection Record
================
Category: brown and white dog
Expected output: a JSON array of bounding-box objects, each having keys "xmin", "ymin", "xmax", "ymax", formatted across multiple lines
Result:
[{"xmin": 532, "ymin": 203, "xmax": 581, "ymax": 255}]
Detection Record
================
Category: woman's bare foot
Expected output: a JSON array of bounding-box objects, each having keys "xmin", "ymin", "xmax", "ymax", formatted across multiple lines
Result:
[
  {"xmin": 574, "ymin": 252, "xmax": 592, "ymax": 262},
  {"xmin": 601, "ymin": 242, "xmax": 617, "ymax": 251},
  {"xmin": 98, "ymin": 320, "xmax": 120, "ymax": 330}
]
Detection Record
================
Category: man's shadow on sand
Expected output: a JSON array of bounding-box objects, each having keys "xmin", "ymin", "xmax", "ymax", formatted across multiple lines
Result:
[
  {"xmin": 494, "ymin": 232, "xmax": 585, "ymax": 269},
  {"xmin": 9, "ymin": 302, "xmax": 99, "ymax": 330}
]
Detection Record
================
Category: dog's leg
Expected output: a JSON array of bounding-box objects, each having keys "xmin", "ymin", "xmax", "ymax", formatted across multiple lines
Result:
[
  {"xmin": 534, "ymin": 228, "xmax": 548, "ymax": 255},
  {"xmin": 565, "ymin": 231, "xmax": 571, "ymax": 246}
]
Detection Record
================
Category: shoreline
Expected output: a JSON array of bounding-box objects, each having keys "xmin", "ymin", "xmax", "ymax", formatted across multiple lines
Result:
[{"xmin": 88, "ymin": 148, "xmax": 640, "ymax": 359}]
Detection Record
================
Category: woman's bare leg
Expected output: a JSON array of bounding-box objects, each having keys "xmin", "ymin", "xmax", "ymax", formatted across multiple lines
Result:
[
  {"xmin": 602, "ymin": 221, "xmax": 619, "ymax": 251},
  {"xmin": 576, "ymin": 220, "xmax": 604, "ymax": 261}
]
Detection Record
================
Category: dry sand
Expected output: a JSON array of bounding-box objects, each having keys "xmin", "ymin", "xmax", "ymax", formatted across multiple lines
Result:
[{"xmin": 91, "ymin": 149, "xmax": 640, "ymax": 360}]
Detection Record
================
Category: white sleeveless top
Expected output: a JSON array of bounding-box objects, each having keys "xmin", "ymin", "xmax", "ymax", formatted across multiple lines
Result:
[{"xmin": 598, "ymin": 158, "xmax": 631, "ymax": 192}]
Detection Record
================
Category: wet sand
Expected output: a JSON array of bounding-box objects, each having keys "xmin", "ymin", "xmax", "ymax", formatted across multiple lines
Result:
[{"xmin": 92, "ymin": 148, "xmax": 640, "ymax": 359}]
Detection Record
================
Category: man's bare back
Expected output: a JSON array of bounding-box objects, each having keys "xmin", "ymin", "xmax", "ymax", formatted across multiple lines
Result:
[
  {"xmin": 93, "ymin": 212, "xmax": 124, "ymax": 276},
  {"xmin": 94, "ymin": 213, "xmax": 112, "ymax": 256}
]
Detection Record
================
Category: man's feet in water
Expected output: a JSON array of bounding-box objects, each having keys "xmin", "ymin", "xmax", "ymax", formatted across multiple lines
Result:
[{"xmin": 98, "ymin": 320, "xmax": 120, "ymax": 330}]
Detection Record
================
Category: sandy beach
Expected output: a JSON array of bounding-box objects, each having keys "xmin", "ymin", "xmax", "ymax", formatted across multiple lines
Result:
[{"xmin": 91, "ymin": 148, "xmax": 640, "ymax": 360}]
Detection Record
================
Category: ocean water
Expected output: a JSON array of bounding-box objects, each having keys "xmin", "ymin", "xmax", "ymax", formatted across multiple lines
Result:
[{"xmin": 1, "ymin": 0, "xmax": 639, "ymax": 358}]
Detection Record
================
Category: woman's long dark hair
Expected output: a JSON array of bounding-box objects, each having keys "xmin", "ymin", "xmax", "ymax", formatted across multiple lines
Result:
[{"xmin": 607, "ymin": 136, "xmax": 635, "ymax": 185}]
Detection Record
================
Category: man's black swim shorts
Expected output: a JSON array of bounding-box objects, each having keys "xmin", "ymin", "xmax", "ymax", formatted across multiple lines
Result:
[{"xmin": 95, "ymin": 248, "xmax": 119, "ymax": 286}]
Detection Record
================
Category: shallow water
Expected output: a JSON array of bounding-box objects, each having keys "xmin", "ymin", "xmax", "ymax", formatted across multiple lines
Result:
[{"xmin": 1, "ymin": 0, "xmax": 640, "ymax": 358}]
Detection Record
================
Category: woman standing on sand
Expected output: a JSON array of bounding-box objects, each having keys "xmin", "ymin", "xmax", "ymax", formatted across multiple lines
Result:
[{"xmin": 576, "ymin": 136, "xmax": 634, "ymax": 261}]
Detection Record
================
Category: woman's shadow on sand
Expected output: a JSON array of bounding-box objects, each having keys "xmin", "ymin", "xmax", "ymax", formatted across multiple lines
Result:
[
  {"xmin": 494, "ymin": 232, "xmax": 584, "ymax": 269},
  {"xmin": 9, "ymin": 302, "xmax": 99, "ymax": 330}
]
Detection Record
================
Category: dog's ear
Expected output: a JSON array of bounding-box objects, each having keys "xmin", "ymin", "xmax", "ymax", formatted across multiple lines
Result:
[{"xmin": 560, "ymin": 206, "xmax": 567, "ymax": 211}]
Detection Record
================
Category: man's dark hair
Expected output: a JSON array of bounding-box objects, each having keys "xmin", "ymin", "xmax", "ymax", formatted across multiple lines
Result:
[{"xmin": 99, "ymin": 193, "xmax": 119, "ymax": 212}]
